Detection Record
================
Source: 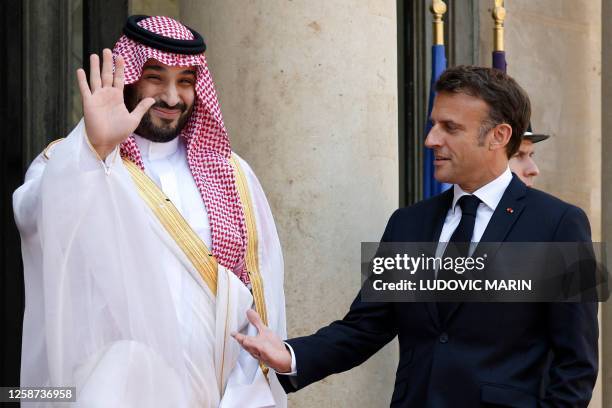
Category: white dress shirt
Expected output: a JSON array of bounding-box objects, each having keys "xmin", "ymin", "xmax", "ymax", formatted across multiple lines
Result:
[
  {"xmin": 437, "ymin": 167, "xmax": 513, "ymax": 245},
  {"xmin": 283, "ymin": 167, "xmax": 514, "ymax": 378}
]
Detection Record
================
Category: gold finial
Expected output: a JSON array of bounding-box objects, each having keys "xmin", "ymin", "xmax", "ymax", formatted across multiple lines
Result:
[
  {"xmin": 493, "ymin": 0, "xmax": 506, "ymax": 51},
  {"xmin": 431, "ymin": 0, "xmax": 447, "ymax": 46}
]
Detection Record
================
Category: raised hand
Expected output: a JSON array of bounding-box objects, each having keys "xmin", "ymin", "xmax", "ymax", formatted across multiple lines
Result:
[
  {"xmin": 232, "ymin": 309, "xmax": 293, "ymax": 373},
  {"xmin": 77, "ymin": 49, "xmax": 155, "ymax": 159}
]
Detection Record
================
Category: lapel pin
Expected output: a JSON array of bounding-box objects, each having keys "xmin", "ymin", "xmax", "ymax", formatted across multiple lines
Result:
[{"xmin": 506, "ymin": 207, "xmax": 514, "ymax": 214}]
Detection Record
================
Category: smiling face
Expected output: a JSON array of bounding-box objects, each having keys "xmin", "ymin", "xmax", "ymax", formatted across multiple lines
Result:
[
  {"xmin": 509, "ymin": 139, "xmax": 540, "ymax": 187},
  {"xmin": 125, "ymin": 59, "xmax": 196, "ymax": 143},
  {"xmin": 425, "ymin": 91, "xmax": 512, "ymax": 192}
]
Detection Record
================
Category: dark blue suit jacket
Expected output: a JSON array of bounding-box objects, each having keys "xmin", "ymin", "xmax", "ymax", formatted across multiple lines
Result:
[{"xmin": 278, "ymin": 175, "xmax": 598, "ymax": 407}]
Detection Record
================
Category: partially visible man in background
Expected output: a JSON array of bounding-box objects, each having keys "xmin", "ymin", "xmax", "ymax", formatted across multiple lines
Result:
[{"xmin": 509, "ymin": 124, "xmax": 549, "ymax": 187}]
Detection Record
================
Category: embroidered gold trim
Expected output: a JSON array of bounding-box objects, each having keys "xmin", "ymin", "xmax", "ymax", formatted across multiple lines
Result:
[
  {"xmin": 125, "ymin": 155, "xmax": 270, "ymax": 379},
  {"xmin": 42, "ymin": 138, "xmax": 66, "ymax": 160},
  {"xmin": 230, "ymin": 154, "xmax": 270, "ymax": 379},
  {"xmin": 123, "ymin": 159, "xmax": 218, "ymax": 295},
  {"xmin": 219, "ymin": 267, "xmax": 231, "ymax": 395}
]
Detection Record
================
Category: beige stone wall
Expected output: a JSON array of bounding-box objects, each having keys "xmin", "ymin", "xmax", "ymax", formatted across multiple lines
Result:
[
  {"xmin": 478, "ymin": 0, "xmax": 602, "ymax": 240},
  {"xmin": 601, "ymin": 0, "xmax": 612, "ymax": 405},
  {"xmin": 129, "ymin": 0, "xmax": 179, "ymax": 19},
  {"xmin": 179, "ymin": 1, "xmax": 399, "ymax": 407}
]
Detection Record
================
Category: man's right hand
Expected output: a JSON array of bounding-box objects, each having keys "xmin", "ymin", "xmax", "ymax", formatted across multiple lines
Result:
[
  {"xmin": 232, "ymin": 310, "xmax": 293, "ymax": 374},
  {"xmin": 77, "ymin": 48, "xmax": 155, "ymax": 159}
]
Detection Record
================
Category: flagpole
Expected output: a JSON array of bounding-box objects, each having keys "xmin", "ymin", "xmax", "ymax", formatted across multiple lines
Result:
[
  {"xmin": 423, "ymin": 0, "xmax": 449, "ymax": 199},
  {"xmin": 493, "ymin": 0, "xmax": 506, "ymax": 52},
  {"xmin": 492, "ymin": 0, "xmax": 507, "ymax": 72},
  {"xmin": 431, "ymin": 0, "xmax": 447, "ymax": 46}
]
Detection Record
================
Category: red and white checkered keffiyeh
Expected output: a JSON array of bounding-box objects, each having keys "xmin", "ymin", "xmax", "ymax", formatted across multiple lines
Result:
[{"xmin": 113, "ymin": 16, "xmax": 249, "ymax": 284}]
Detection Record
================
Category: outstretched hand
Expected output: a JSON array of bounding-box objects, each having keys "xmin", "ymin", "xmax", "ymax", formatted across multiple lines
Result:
[
  {"xmin": 77, "ymin": 48, "xmax": 155, "ymax": 159},
  {"xmin": 232, "ymin": 309, "xmax": 293, "ymax": 374}
]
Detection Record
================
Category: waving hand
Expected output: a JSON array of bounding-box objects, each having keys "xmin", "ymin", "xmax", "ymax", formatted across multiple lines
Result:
[{"xmin": 77, "ymin": 48, "xmax": 154, "ymax": 159}]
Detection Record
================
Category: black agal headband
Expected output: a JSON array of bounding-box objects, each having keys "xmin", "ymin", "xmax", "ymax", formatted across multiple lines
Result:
[{"xmin": 123, "ymin": 15, "xmax": 206, "ymax": 55}]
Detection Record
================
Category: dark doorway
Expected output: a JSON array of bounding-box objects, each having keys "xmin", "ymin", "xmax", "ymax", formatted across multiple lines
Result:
[
  {"xmin": 0, "ymin": 0, "xmax": 127, "ymax": 396},
  {"xmin": 397, "ymin": 0, "xmax": 478, "ymax": 206},
  {"xmin": 0, "ymin": 0, "xmax": 26, "ymax": 392}
]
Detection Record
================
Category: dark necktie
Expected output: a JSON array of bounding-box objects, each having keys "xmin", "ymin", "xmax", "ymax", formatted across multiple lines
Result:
[{"xmin": 438, "ymin": 194, "xmax": 481, "ymax": 319}]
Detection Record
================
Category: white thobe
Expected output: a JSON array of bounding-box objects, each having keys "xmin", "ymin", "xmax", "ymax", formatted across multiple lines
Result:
[{"xmin": 13, "ymin": 120, "xmax": 287, "ymax": 408}]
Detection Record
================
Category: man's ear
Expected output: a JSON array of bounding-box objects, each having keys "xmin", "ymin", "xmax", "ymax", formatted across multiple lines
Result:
[{"xmin": 489, "ymin": 123, "xmax": 512, "ymax": 151}]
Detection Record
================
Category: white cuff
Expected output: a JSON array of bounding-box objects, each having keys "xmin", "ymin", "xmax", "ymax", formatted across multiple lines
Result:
[
  {"xmin": 83, "ymin": 125, "xmax": 119, "ymax": 175},
  {"xmin": 101, "ymin": 146, "xmax": 120, "ymax": 174},
  {"xmin": 273, "ymin": 342, "xmax": 297, "ymax": 376}
]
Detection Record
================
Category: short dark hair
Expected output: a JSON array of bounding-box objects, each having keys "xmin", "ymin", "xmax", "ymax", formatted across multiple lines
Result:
[{"xmin": 434, "ymin": 65, "xmax": 531, "ymax": 158}]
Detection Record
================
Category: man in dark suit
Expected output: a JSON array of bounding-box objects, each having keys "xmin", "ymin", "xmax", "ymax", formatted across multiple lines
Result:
[{"xmin": 233, "ymin": 66, "xmax": 598, "ymax": 407}]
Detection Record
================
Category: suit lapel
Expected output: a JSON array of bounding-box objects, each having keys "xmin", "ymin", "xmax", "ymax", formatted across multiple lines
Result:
[
  {"xmin": 442, "ymin": 175, "xmax": 527, "ymax": 325},
  {"xmin": 429, "ymin": 189, "xmax": 454, "ymax": 242},
  {"xmin": 425, "ymin": 189, "xmax": 454, "ymax": 329},
  {"xmin": 479, "ymin": 175, "xmax": 527, "ymax": 244}
]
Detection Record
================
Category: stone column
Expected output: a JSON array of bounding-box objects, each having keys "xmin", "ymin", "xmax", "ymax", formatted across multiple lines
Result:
[
  {"xmin": 179, "ymin": 1, "xmax": 399, "ymax": 406},
  {"xmin": 601, "ymin": 0, "xmax": 612, "ymax": 405}
]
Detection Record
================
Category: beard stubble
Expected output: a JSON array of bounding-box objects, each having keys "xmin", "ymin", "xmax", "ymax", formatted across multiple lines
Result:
[{"xmin": 125, "ymin": 85, "xmax": 194, "ymax": 143}]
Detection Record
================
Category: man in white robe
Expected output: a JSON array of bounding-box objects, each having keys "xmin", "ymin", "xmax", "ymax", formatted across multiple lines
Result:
[{"xmin": 13, "ymin": 15, "xmax": 286, "ymax": 408}]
